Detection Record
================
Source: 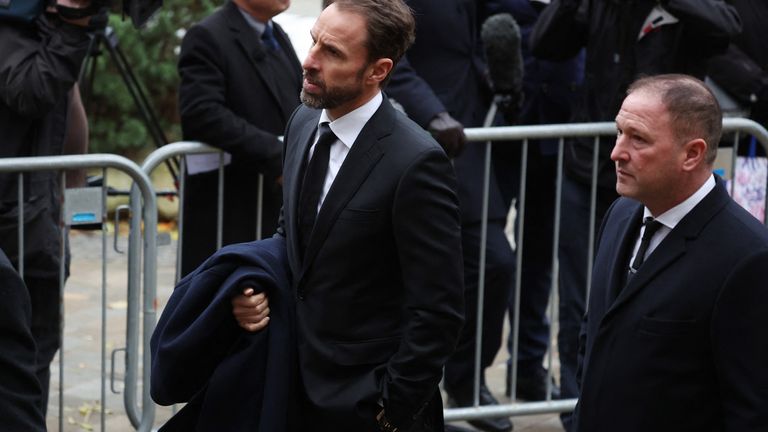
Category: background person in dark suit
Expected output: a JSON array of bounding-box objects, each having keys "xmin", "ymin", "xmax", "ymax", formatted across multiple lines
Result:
[
  {"xmin": 0, "ymin": 248, "xmax": 46, "ymax": 432},
  {"xmin": 575, "ymin": 74, "xmax": 768, "ymax": 431},
  {"xmin": 234, "ymin": 1, "xmax": 464, "ymax": 430},
  {"xmin": 486, "ymin": 0, "xmax": 583, "ymax": 406},
  {"xmin": 178, "ymin": 0, "xmax": 302, "ymax": 277}
]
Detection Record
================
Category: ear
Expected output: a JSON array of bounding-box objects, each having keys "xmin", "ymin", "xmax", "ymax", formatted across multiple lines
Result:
[
  {"xmin": 681, "ymin": 138, "xmax": 707, "ymax": 172},
  {"xmin": 366, "ymin": 58, "xmax": 393, "ymax": 86}
]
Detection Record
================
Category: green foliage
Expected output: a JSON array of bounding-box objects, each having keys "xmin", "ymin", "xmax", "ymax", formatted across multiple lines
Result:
[{"xmin": 85, "ymin": 0, "xmax": 220, "ymax": 154}]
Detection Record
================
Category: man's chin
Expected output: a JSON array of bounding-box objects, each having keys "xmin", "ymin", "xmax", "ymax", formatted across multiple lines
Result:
[
  {"xmin": 300, "ymin": 91, "xmax": 323, "ymax": 109},
  {"xmin": 615, "ymin": 183, "xmax": 636, "ymax": 199}
]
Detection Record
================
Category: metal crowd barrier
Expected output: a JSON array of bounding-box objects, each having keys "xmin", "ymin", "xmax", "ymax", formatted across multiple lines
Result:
[
  {"xmin": 444, "ymin": 117, "xmax": 768, "ymax": 425},
  {"xmin": 138, "ymin": 142, "xmax": 265, "ymax": 427},
  {"xmin": 137, "ymin": 142, "xmax": 265, "ymax": 288},
  {"xmin": 0, "ymin": 154, "xmax": 157, "ymax": 432},
  {"xmin": 136, "ymin": 142, "xmax": 264, "ymax": 286},
  {"xmin": 4, "ymin": 118, "xmax": 763, "ymax": 431}
]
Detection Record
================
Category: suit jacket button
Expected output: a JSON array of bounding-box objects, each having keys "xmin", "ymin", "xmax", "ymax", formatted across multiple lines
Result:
[{"xmin": 297, "ymin": 289, "xmax": 305, "ymax": 300}]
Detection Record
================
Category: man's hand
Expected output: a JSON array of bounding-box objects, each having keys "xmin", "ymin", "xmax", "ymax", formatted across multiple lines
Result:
[
  {"xmin": 427, "ymin": 112, "xmax": 466, "ymax": 158},
  {"xmin": 231, "ymin": 288, "xmax": 271, "ymax": 332}
]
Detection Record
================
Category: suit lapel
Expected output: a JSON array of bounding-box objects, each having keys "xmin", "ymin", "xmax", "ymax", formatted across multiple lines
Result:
[
  {"xmin": 602, "ymin": 204, "xmax": 643, "ymax": 306},
  {"xmin": 286, "ymin": 110, "xmax": 320, "ymax": 277},
  {"xmin": 298, "ymin": 100, "xmax": 393, "ymax": 278},
  {"xmin": 225, "ymin": 3, "xmax": 294, "ymax": 117},
  {"xmin": 606, "ymin": 228, "xmax": 685, "ymax": 318},
  {"xmin": 274, "ymin": 26, "xmax": 303, "ymax": 88},
  {"xmin": 604, "ymin": 178, "xmax": 731, "ymax": 320}
]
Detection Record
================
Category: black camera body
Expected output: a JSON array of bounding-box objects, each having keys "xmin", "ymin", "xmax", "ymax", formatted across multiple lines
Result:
[{"xmin": 0, "ymin": 0, "xmax": 161, "ymax": 28}]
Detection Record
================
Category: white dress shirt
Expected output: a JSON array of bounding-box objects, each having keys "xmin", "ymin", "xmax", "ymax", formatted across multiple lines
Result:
[
  {"xmin": 308, "ymin": 91, "xmax": 383, "ymax": 212},
  {"xmin": 629, "ymin": 175, "xmax": 716, "ymax": 266}
]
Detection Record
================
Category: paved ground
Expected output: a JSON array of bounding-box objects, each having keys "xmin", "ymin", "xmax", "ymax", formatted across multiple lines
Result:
[{"xmin": 46, "ymin": 228, "xmax": 566, "ymax": 432}]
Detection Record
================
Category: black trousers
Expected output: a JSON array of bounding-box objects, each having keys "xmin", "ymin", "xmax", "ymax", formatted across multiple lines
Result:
[
  {"xmin": 180, "ymin": 167, "xmax": 281, "ymax": 277},
  {"xmin": 0, "ymin": 192, "xmax": 66, "ymax": 415}
]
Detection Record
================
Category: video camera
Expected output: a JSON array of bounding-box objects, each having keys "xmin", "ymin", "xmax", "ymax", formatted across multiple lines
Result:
[{"xmin": 0, "ymin": 0, "xmax": 162, "ymax": 28}]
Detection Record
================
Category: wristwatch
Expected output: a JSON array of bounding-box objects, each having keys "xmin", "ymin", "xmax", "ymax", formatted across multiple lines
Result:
[{"xmin": 376, "ymin": 407, "xmax": 399, "ymax": 432}]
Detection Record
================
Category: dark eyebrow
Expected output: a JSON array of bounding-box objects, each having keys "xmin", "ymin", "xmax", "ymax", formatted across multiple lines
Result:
[{"xmin": 325, "ymin": 40, "xmax": 342, "ymax": 53}]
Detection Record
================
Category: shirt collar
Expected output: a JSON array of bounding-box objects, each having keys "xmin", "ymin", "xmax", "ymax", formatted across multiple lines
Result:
[
  {"xmin": 236, "ymin": 6, "xmax": 267, "ymax": 35},
  {"xmin": 645, "ymin": 174, "xmax": 716, "ymax": 229},
  {"xmin": 318, "ymin": 92, "xmax": 383, "ymax": 150}
]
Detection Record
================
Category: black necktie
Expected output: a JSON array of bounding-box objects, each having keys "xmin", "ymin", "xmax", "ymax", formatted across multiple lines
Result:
[
  {"xmin": 630, "ymin": 217, "xmax": 664, "ymax": 274},
  {"xmin": 298, "ymin": 123, "xmax": 336, "ymax": 254},
  {"xmin": 261, "ymin": 23, "xmax": 280, "ymax": 51}
]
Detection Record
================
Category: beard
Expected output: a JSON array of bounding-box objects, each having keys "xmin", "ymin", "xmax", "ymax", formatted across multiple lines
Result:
[{"xmin": 300, "ymin": 67, "xmax": 366, "ymax": 110}]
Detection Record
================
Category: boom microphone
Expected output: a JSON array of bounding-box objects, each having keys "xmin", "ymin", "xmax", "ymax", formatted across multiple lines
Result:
[{"xmin": 481, "ymin": 13, "xmax": 524, "ymax": 122}]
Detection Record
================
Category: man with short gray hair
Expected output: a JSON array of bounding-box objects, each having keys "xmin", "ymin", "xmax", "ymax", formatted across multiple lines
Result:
[{"xmin": 575, "ymin": 74, "xmax": 768, "ymax": 431}]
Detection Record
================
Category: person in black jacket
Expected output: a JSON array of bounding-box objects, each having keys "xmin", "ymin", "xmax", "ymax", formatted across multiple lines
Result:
[
  {"xmin": 487, "ymin": 0, "xmax": 583, "ymax": 405},
  {"xmin": 529, "ymin": 2, "xmax": 740, "ymax": 429},
  {"xmin": 0, "ymin": 0, "xmax": 97, "ymax": 413},
  {"xmin": 707, "ymin": 0, "xmax": 768, "ymax": 130},
  {"xmin": 0, "ymin": 247, "xmax": 46, "ymax": 432},
  {"xmin": 178, "ymin": 0, "xmax": 303, "ymax": 277}
]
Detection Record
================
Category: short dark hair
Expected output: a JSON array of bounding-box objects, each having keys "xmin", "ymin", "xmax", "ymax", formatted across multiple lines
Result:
[
  {"xmin": 330, "ymin": 0, "xmax": 415, "ymax": 84},
  {"xmin": 627, "ymin": 74, "xmax": 722, "ymax": 165}
]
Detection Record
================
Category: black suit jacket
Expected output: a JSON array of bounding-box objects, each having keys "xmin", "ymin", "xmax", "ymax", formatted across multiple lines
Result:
[
  {"xmin": 575, "ymin": 179, "xmax": 768, "ymax": 431},
  {"xmin": 278, "ymin": 98, "xmax": 464, "ymax": 430},
  {"xmin": 178, "ymin": 1, "xmax": 302, "ymax": 275},
  {"xmin": 0, "ymin": 248, "xmax": 46, "ymax": 432}
]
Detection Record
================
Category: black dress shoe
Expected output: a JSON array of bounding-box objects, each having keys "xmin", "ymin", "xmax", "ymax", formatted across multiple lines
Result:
[
  {"xmin": 446, "ymin": 383, "xmax": 513, "ymax": 432},
  {"xmin": 506, "ymin": 366, "xmax": 561, "ymax": 401}
]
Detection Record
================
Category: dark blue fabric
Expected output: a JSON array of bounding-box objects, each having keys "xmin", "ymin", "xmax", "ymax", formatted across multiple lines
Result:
[{"xmin": 150, "ymin": 236, "xmax": 295, "ymax": 432}]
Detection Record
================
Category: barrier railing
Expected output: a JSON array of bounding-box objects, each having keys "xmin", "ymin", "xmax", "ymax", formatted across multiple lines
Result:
[
  {"xmin": 0, "ymin": 154, "xmax": 157, "ymax": 431},
  {"xmin": 4, "ymin": 118, "xmax": 763, "ymax": 430},
  {"xmin": 136, "ymin": 141, "xmax": 265, "ymax": 286}
]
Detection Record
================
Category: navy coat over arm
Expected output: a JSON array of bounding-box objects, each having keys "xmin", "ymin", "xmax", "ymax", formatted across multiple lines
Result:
[{"xmin": 150, "ymin": 237, "xmax": 294, "ymax": 432}]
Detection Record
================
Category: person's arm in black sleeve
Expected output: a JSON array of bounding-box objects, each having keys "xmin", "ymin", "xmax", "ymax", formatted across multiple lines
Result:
[
  {"xmin": 0, "ymin": 14, "xmax": 91, "ymax": 118},
  {"xmin": 664, "ymin": 0, "xmax": 741, "ymax": 41},
  {"xmin": 386, "ymin": 56, "xmax": 466, "ymax": 158},
  {"xmin": 177, "ymin": 25, "xmax": 282, "ymax": 177},
  {"xmin": 530, "ymin": 0, "xmax": 588, "ymax": 61},
  {"xmin": 708, "ymin": 44, "xmax": 768, "ymax": 125}
]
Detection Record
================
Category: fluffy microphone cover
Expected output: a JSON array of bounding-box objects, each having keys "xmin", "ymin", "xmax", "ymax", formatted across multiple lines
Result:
[{"xmin": 481, "ymin": 13, "xmax": 523, "ymax": 95}]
